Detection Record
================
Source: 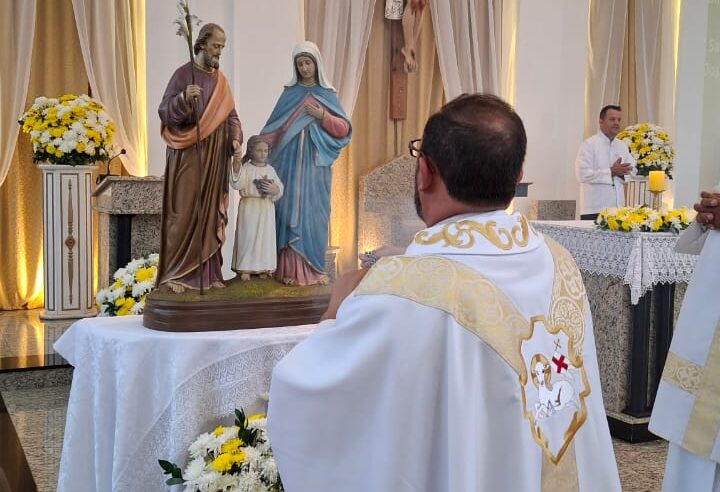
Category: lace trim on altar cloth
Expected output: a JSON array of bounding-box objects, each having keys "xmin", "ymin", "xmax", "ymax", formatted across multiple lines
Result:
[{"xmin": 533, "ymin": 223, "xmax": 698, "ymax": 304}]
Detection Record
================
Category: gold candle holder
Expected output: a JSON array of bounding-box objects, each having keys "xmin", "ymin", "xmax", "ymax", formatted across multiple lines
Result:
[{"xmin": 650, "ymin": 190, "xmax": 663, "ymax": 211}]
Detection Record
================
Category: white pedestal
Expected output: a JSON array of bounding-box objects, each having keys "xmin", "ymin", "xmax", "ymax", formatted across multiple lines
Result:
[{"xmin": 38, "ymin": 164, "xmax": 97, "ymax": 319}]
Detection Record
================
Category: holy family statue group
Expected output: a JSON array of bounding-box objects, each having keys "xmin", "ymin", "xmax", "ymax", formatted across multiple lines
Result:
[{"xmin": 155, "ymin": 23, "xmax": 351, "ymax": 293}]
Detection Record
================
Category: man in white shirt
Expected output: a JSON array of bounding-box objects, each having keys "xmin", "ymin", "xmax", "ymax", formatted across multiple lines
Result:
[
  {"xmin": 268, "ymin": 94, "xmax": 621, "ymax": 491},
  {"xmin": 650, "ymin": 185, "xmax": 720, "ymax": 492},
  {"xmin": 575, "ymin": 104, "xmax": 635, "ymax": 220}
]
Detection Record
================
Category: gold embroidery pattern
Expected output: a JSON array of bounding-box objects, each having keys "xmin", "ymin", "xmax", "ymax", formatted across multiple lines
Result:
[
  {"xmin": 519, "ymin": 317, "xmax": 590, "ymax": 466},
  {"xmin": 414, "ymin": 215, "xmax": 531, "ymax": 251},
  {"xmin": 541, "ymin": 442, "xmax": 579, "ymax": 492},
  {"xmin": 545, "ymin": 238, "xmax": 586, "ymax": 362},
  {"xmin": 356, "ymin": 255, "xmax": 530, "ymax": 376},
  {"xmin": 682, "ymin": 320, "xmax": 720, "ymax": 458},
  {"xmin": 662, "ymin": 352, "xmax": 703, "ymax": 394}
]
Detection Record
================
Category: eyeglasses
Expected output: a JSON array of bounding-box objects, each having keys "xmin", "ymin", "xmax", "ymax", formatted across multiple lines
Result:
[{"xmin": 408, "ymin": 139, "xmax": 422, "ymax": 158}]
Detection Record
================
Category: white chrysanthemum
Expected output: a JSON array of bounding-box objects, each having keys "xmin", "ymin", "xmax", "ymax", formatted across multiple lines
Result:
[
  {"xmin": 132, "ymin": 280, "xmax": 154, "ymax": 298},
  {"xmin": 148, "ymin": 253, "xmax": 160, "ymax": 265},
  {"xmin": 260, "ymin": 458, "xmax": 279, "ymax": 483},
  {"xmin": 236, "ymin": 470, "xmax": 264, "ymax": 492},
  {"xmin": 125, "ymin": 258, "xmax": 145, "ymax": 274},
  {"xmin": 113, "ymin": 267, "xmax": 128, "ymax": 280},
  {"xmin": 119, "ymin": 273, "xmax": 134, "ymax": 286},
  {"xmin": 188, "ymin": 432, "xmax": 214, "ymax": 459},
  {"xmin": 96, "ymin": 288, "xmax": 109, "ymax": 304},
  {"xmin": 242, "ymin": 446, "xmax": 261, "ymax": 466},
  {"xmin": 247, "ymin": 418, "xmax": 267, "ymax": 430},
  {"xmin": 130, "ymin": 300, "xmax": 144, "ymax": 315},
  {"xmin": 52, "ymin": 137, "xmax": 63, "ymax": 147},
  {"xmin": 194, "ymin": 470, "xmax": 222, "ymax": 492},
  {"xmin": 109, "ymin": 286, "xmax": 126, "ymax": 301},
  {"xmin": 59, "ymin": 140, "xmax": 76, "ymax": 153},
  {"xmin": 98, "ymin": 304, "xmax": 110, "ymax": 317},
  {"xmin": 40, "ymin": 131, "xmax": 51, "ymax": 144},
  {"xmin": 183, "ymin": 456, "xmax": 206, "ymax": 482}
]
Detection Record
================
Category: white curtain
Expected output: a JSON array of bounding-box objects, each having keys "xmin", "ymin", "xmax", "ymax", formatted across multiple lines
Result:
[
  {"xmin": 430, "ymin": 0, "xmax": 515, "ymax": 100},
  {"xmin": 584, "ymin": 0, "xmax": 628, "ymax": 137},
  {"xmin": 72, "ymin": 0, "xmax": 147, "ymax": 176},
  {"xmin": 305, "ymin": 0, "xmax": 377, "ymax": 118},
  {"xmin": 634, "ymin": 0, "xmax": 663, "ymax": 123},
  {"xmin": 0, "ymin": 1, "xmax": 36, "ymax": 187}
]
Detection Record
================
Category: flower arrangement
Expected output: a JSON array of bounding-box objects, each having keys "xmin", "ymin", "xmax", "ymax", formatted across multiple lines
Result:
[
  {"xmin": 18, "ymin": 94, "xmax": 115, "ymax": 166},
  {"xmin": 595, "ymin": 206, "xmax": 693, "ymax": 233},
  {"xmin": 615, "ymin": 123, "xmax": 675, "ymax": 178},
  {"xmin": 96, "ymin": 253, "xmax": 159, "ymax": 316},
  {"xmin": 159, "ymin": 408, "xmax": 283, "ymax": 492}
]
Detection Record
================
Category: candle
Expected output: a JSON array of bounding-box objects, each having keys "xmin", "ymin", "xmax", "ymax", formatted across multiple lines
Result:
[{"xmin": 648, "ymin": 170, "xmax": 665, "ymax": 192}]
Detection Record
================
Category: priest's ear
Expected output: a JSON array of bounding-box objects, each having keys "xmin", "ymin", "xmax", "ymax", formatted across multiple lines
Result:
[{"xmin": 416, "ymin": 155, "xmax": 436, "ymax": 192}]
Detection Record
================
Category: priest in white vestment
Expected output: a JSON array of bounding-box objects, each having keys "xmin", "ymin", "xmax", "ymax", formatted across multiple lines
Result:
[
  {"xmin": 650, "ymin": 185, "xmax": 720, "ymax": 492},
  {"xmin": 268, "ymin": 94, "xmax": 621, "ymax": 491}
]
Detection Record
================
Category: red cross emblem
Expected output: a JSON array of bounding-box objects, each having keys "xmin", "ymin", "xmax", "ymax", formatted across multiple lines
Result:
[{"xmin": 552, "ymin": 354, "xmax": 568, "ymax": 373}]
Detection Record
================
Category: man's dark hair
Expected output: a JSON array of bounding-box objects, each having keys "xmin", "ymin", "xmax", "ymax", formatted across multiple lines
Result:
[
  {"xmin": 420, "ymin": 93, "xmax": 526, "ymax": 207},
  {"xmin": 193, "ymin": 23, "xmax": 224, "ymax": 55},
  {"xmin": 599, "ymin": 104, "xmax": 622, "ymax": 120}
]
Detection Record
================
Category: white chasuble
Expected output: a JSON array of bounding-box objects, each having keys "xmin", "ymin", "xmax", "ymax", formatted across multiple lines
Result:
[
  {"xmin": 268, "ymin": 211, "xmax": 620, "ymax": 491},
  {"xmin": 650, "ymin": 226, "xmax": 720, "ymax": 492}
]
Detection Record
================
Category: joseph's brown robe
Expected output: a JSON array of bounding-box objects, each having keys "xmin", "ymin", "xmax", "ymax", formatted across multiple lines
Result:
[{"xmin": 157, "ymin": 62, "xmax": 242, "ymax": 289}]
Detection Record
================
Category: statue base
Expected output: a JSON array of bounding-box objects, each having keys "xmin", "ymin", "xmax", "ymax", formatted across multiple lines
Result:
[{"xmin": 142, "ymin": 277, "xmax": 330, "ymax": 332}]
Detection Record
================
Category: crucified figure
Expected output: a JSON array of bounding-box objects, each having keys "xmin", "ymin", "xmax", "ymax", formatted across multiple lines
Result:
[{"xmin": 401, "ymin": 0, "xmax": 427, "ymax": 73}]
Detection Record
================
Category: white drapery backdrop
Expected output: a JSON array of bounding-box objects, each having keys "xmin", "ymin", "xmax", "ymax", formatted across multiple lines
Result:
[
  {"xmin": 0, "ymin": 1, "xmax": 36, "ymax": 187},
  {"xmin": 304, "ymin": 0, "xmax": 377, "ymax": 117},
  {"xmin": 584, "ymin": 0, "xmax": 628, "ymax": 137},
  {"xmin": 429, "ymin": 0, "xmax": 517, "ymax": 101},
  {"xmin": 634, "ymin": 0, "xmax": 664, "ymax": 123},
  {"xmin": 72, "ymin": 0, "xmax": 147, "ymax": 176}
]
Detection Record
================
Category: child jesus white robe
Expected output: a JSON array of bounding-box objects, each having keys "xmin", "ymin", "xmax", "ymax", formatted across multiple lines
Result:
[{"xmin": 268, "ymin": 210, "xmax": 620, "ymax": 491}]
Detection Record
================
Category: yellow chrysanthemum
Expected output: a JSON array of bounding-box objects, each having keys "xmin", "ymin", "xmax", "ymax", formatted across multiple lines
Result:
[
  {"xmin": 134, "ymin": 266, "xmax": 156, "ymax": 282},
  {"xmin": 220, "ymin": 438, "xmax": 242, "ymax": 455},
  {"xmin": 116, "ymin": 297, "xmax": 135, "ymax": 316},
  {"xmin": 210, "ymin": 451, "xmax": 246, "ymax": 473},
  {"xmin": 212, "ymin": 425, "xmax": 225, "ymax": 437}
]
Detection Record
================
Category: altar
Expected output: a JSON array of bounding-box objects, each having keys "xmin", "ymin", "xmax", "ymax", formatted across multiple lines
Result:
[
  {"xmin": 534, "ymin": 220, "xmax": 698, "ymax": 441},
  {"xmin": 53, "ymin": 317, "xmax": 314, "ymax": 492}
]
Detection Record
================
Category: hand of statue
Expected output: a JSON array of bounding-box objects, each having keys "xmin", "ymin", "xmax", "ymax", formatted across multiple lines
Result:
[
  {"xmin": 610, "ymin": 158, "xmax": 632, "ymax": 177},
  {"xmin": 259, "ymin": 180, "xmax": 280, "ymax": 197},
  {"xmin": 184, "ymin": 84, "xmax": 202, "ymax": 102},
  {"xmin": 320, "ymin": 269, "xmax": 370, "ymax": 321},
  {"xmin": 232, "ymin": 140, "xmax": 242, "ymax": 160},
  {"xmin": 694, "ymin": 191, "xmax": 720, "ymax": 230},
  {"xmin": 305, "ymin": 102, "xmax": 325, "ymax": 120}
]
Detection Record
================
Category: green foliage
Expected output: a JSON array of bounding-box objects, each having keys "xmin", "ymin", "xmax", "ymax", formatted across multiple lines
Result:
[{"xmin": 158, "ymin": 459, "xmax": 185, "ymax": 486}]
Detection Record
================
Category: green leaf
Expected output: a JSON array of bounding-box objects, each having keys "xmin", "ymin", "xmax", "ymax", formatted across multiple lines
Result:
[
  {"xmin": 158, "ymin": 459, "xmax": 176, "ymax": 474},
  {"xmin": 158, "ymin": 459, "xmax": 184, "ymax": 479},
  {"xmin": 166, "ymin": 477, "xmax": 186, "ymax": 486}
]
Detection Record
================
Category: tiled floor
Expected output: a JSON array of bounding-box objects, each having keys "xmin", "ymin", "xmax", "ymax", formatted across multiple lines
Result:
[
  {"xmin": 0, "ymin": 309, "xmax": 672, "ymax": 491},
  {"xmin": 2, "ymin": 383, "xmax": 69, "ymax": 492}
]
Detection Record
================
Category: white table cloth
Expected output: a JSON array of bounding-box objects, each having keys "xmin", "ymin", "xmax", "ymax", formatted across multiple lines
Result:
[
  {"xmin": 54, "ymin": 316, "xmax": 314, "ymax": 492},
  {"xmin": 534, "ymin": 221, "xmax": 698, "ymax": 304}
]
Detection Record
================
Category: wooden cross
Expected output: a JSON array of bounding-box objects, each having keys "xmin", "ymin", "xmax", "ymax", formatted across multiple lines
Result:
[{"xmin": 390, "ymin": 20, "xmax": 408, "ymax": 120}]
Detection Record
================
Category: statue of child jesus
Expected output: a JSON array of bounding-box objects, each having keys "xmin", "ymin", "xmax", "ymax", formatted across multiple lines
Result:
[{"xmin": 230, "ymin": 136, "xmax": 283, "ymax": 280}]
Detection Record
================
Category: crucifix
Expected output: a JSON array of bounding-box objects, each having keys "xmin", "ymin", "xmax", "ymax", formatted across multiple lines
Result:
[{"xmin": 387, "ymin": 0, "xmax": 427, "ymax": 120}]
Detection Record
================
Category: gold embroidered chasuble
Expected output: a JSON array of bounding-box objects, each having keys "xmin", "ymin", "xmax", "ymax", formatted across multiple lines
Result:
[{"xmin": 354, "ymin": 213, "xmax": 609, "ymax": 491}]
